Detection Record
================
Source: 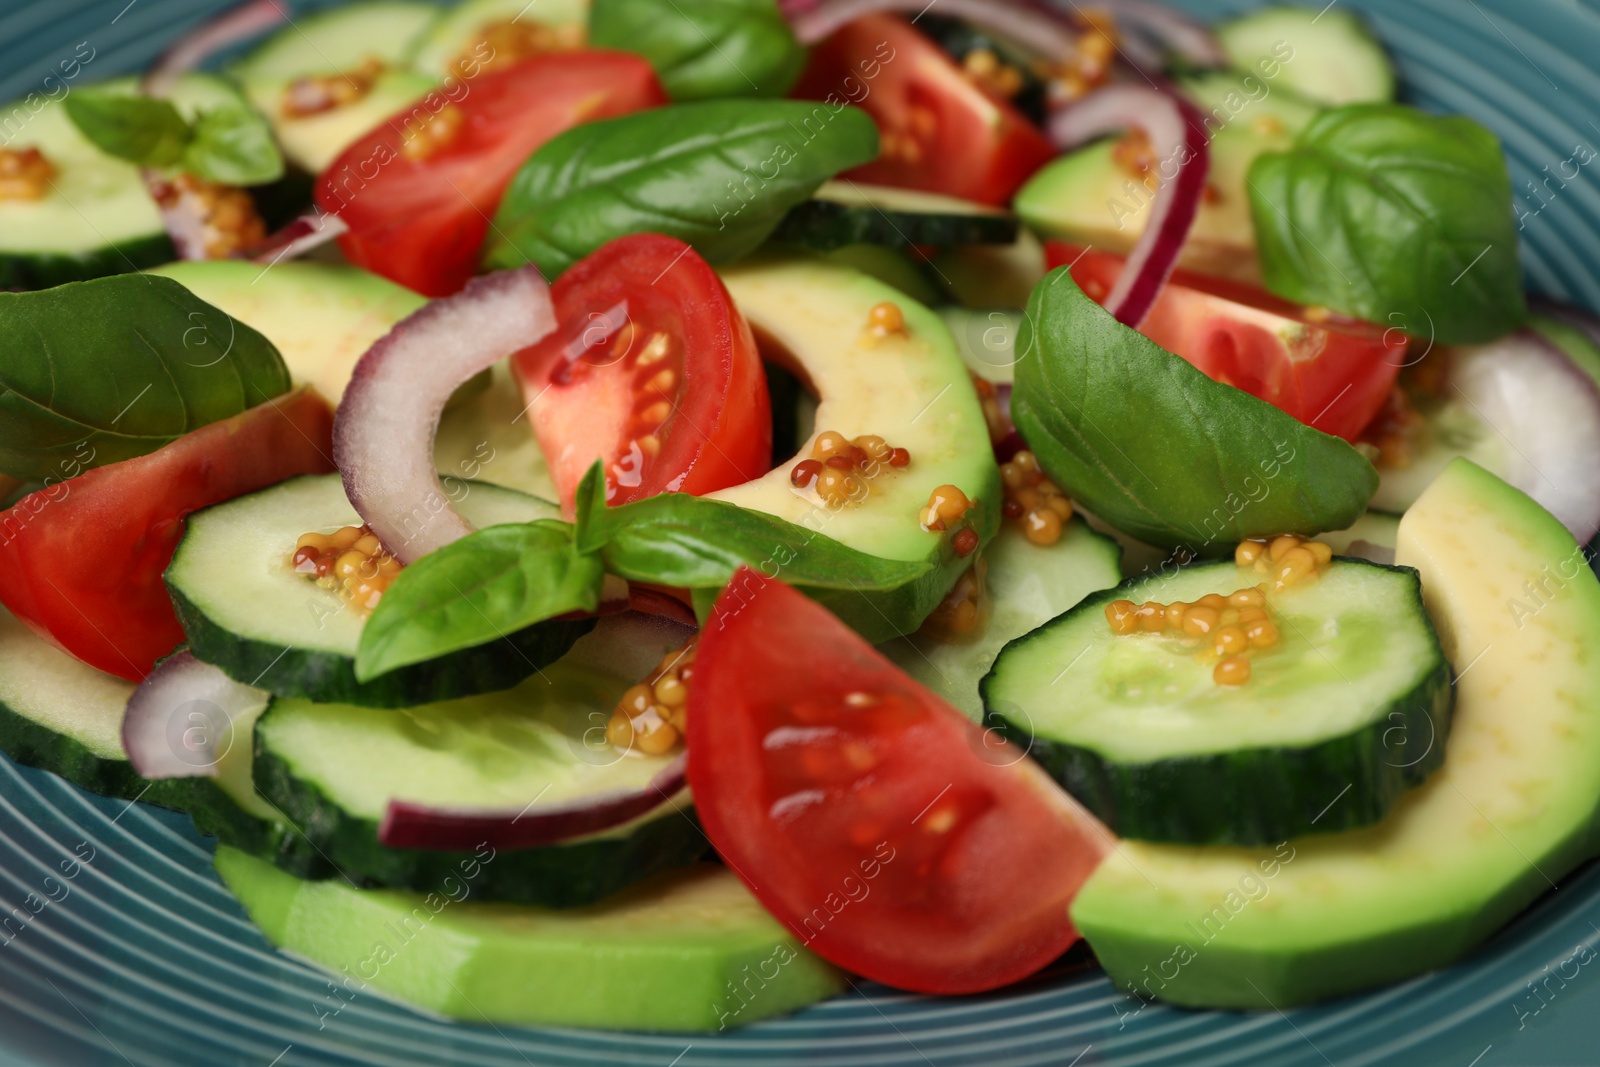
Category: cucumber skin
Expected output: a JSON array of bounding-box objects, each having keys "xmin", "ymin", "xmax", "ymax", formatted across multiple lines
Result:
[
  {"xmin": 0, "ymin": 235, "xmax": 175, "ymax": 291},
  {"xmin": 169, "ymin": 581, "xmax": 597, "ymax": 708},
  {"xmin": 0, "ymin": 692, "xmax": 331, "ymax": 874},
  {"xmin": 981, "ymin": 566, "xmax": 1456, "ymax": 845},
  {"xmin": 771, "ymin": 199, "xmax": 1018, "ymax": 251},
  {"xmin": 253, "ymin": 738, "xmax": 710, "ymax": 907}
]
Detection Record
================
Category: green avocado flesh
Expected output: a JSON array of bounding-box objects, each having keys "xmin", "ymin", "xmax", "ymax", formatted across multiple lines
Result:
[
  {"xmin": 1071, "ymin": 459, "xmax": 1600, "ymax": 1007},
  {"xmin": 712, "ymin": 256, "xmax": 1002, "ymax": 641},
  {"xmin": 1014, "ymin": 73, "xmax": 1318, "ymax": 285},
  {"xmin": 150, "ymin": 260, "xmax": 424, "ymax": 405},
  {"xmin": 216, "ymin": 847, "xmax": 845, "ymax": 1031}
]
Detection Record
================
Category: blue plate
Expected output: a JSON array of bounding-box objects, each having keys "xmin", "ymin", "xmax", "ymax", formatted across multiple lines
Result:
[{"xmin": 4, "ymin": 2, "xmax": 1600, "ymax": 1064}]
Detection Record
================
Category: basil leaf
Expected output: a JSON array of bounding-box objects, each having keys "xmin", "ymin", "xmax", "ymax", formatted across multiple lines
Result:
[
  {"xmin": 573, "ymin": 464, "xmax": 930, "ymax": 613},
  {"xmin": 0, "ymin": 275, "xmax": 290, "ymax": 480},
  {"xmin": 184, "ymin": 106, "xmax": 284, "ymax": 186},
  {"xmin": 1012, "ymin": 269, "xmax": 1377, "ymax": 550},
  {"xmin": 64, "ymin": 90, "xmax": 191, "ymax": 168},
  {"xmin": 356, "ymin": 520, "xmax": 605, "ymax": 681},
  {"xmin": 590, "ymin": 0, "xmax": 805, "ymax": 101},
  {"xmin": 484, "ymin": 100, "xmax": 879, "ymax": 277},
  {"xmin": 1248, "ymin": 103, "xmax": 1525, "ymax": 345}
]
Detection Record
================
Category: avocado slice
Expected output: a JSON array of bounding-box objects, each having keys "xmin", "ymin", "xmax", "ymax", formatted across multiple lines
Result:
[
  {"xmin": 712, "ymin": 256, "xmax": 1002, "ymax": 642},
  {"xmin": 215, "ymin": 847, "xmax": 845, "ymax": 1031},
  {"xmin": 1014, "ymin": 73, "xmax": 1319, "ymax": 286},
  {"xmin": 1071, "ymin": 458, "xmax": 1600, "ymax": 1008}
]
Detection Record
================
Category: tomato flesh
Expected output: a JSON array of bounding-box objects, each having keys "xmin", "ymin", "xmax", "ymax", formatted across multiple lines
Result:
[
  {"xmin": 318, "ymin": 52, "xmax": 666, "ymax": 297},
  {"xmin": 511, "ymin": 234, "xmax": 771, "ymax": 516},
  {"xmin": 688, "ymin": 568, "xmax": 1111, "ymax": 994},
  {"xmin": 0, "ymin": 388, "xmax": 334, "ymax": 681},
  {"xmin": 793, "ymin": 14, "xmax": 1054, "ymax": 207},
  {"xmin": 1050, "ymin": 242, "xmax": 1406, "ymax": 440}
]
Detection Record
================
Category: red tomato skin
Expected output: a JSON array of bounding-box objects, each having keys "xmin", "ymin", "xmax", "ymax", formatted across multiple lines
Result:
[
  {"xmin": 0, "ymin": 388, "xmax": 335, "ymax": 681},
  {"xmin": 688, "ymin": 568, "xmax": 1111, "ymax": 995},
  {"xmin": 793, "ymin": 14, "xmax": 1055, "ymax": 207},
  {"xmin": 511, "ymin": 234, "xmax": 771, "ymax": 516},
  {"xmin": 1048, "ymin": 242, "xmax": 1406, "ymax": 440},
  {"xmin": 317, "ymin": 52, "xmax": 667, "ymax": 297}
]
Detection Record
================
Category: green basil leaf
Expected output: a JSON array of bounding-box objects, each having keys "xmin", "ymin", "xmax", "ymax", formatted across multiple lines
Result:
[
  {"xmin": 0, "ymin": 275, "xmax": 291, "ymax": 480},
  {"xmin": 355, "ymin": 520, "xmax": 606, "ymax": 681},
  {"xmin": 590, "ymin": 0, "xmax": 805, "ymax": 101},
  {"xmin": 1012, "ymin": 268, "xmax": 1377, "ymax": 550},
  {"xmin": 64, "ymin": 90, "xmax": 191, "ymax": 168},
  {"xmin": 1248, "ymin": 103, "xmax": 1525, "ymax": 345},
  {"xmin": 484, "ymin": 100, "xmax": 879, "ymax": 277},
  {"xmin": 184, "ymin": 106, "xmax": 284, "ymax": 186},
  {"xmin": 573, "ymin": 462, "xmax": 930, "ymax": 610}
]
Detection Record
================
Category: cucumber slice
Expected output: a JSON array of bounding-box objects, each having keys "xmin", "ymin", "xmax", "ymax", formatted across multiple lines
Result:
[
  {"xmin": 1320, "ymin": 511, "xmax": 1400, "ymax": 563},
  {"xmin": 983, "ymin": 558, "xmax": 1452, "ymax": 844},
  {"xmin": 1216, "ymin": 5, "xmax": 1395, "ymax": 106},
  {"xmin": 772, "ymin": 181, "xmax": 1019, "ymax": 251},
  {"xmin": 883, "ymin": 522, "xmax": 1122, "ymax": 720},
  {"xmin": 410, "ymin": 0, "xmax": 589, "ymax": 78},
  {"xmin": 938, "ymin": 306, "xmax": 1024, "ymax": 384},
  {"xmin": 217, "ymin": 848, "xmax": 843, "ymax": 1031},
  {"xmin": 252, "ymin": 622, "xmax": 709, "ymax": 906},
  {"xmin": 166, "ymin": 473, "xmax": 592, "ymax": 708},
  {"xmin": 819, "ymin": 244, "xmax": 942, "ymax": 305},
  {"xmin": 933, "ymin": 227, "xmax": 1048, "ymax": 310},
  {"xmin": 232, "ymin": 1, "xmax": 439, "ymax": 173}
]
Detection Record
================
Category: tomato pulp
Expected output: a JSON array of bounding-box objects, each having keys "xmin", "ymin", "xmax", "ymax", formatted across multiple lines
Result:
[
  {"xmin": 688, "ymin": 568, "xmax": 1112, "ymax": 994},
  {"xmin": 318, "ymin": 51, "xmax": 666, "ymax": 296},
  {"xmin": 1051, "ymin": 243, "xmax": 1406, "ymax": 440},
  {"xmin": 511, "ymin": 234, "xmax": 771, "ymax": 516},
  {"xmin": 793, "ymin": 14, "xmax": 1054, "ymax": 207},
  {"xmin": 0, "ymin": 388, "xmax": 334, "ymax": 681}
]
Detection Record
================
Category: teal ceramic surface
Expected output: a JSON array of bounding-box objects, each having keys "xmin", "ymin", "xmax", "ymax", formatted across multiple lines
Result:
[{"xmin": 3, "ymin": 2, "xmax": 1600, "ymax": 1064}]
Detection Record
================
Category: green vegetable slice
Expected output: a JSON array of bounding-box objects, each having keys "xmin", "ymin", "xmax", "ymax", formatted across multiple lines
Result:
[
  {"xmin": 1011, "ymin": 268, "xmax": 1377, "ymax": 549},
  {"xmin": 0, "ymin": 274, "xmax": 289, "ymax": 481},
  {"xmin": 589, "ymin": 0, "xmax": 806, "ymax": 101},
  {"xmin": 484, "ymin": 100, "xmax": 879, "ymax": 277},
  {"xmin": 1248, "ymin": 103, "xmax": 1525, "ymax": 344}
]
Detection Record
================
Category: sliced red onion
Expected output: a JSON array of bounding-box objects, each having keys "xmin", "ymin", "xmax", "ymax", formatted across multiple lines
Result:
[
  {"xmin": 142, "ymin": 0, "xmax": 290, "ymax": 98},
  {"xmin": 790, "ymin": 0, "xmax": 1080, "ymax": 63},
  {"xmin": 123, "ymin": 652, "xmax": 269, "ymax": 780},
  {"xmin": 143, "ymin": 169, "xmax": 212, "ymax": 261},
  {"xmin": 1049, "ymin": 84, "xmax": 1209, "ymax": 327},
  {"xmin": 379, "ymin": 752, "xmax": 688, "ymax": 851},
  {"xmin": 238, "ymin": 212, "xmax": 350, "ymax": 265},
  {"xmin": 1450, "ymin": 330, "xmax": 1600, "ymax": 545},
  {"xmin": 1092, "ymin": 1, "xmax": 1226, "ymax": 69},
  {"xmin": 334, "ymin": 267, "xmax": 558, "ymax": 563}
]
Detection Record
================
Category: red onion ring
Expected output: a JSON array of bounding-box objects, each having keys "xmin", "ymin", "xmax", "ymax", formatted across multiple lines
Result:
[
  {"xmin": 1049, "ymin": 84, "xmax": 1209, "ymax": 327},
  {"xmin": 237, "ymin": 211, "xmax": 350, "ymax": 265},
  {"xmin": 379, "ymin": 752, "xmax": 689, "ymax": 851},
  {"xmin": 334, "ymin": 267, "xmax": 558, "ymax": 563},
  {"xmin": 141, "ymin": 0, "xmax": 290, "ymax": 98},
  {"xmin": 790, "ymin": 0, "xmax": 1080, "ymax": 62},
  {"xmin": 1093, "ymin": 1, "xmax": 1226, "ymax": 69},
  {"xmin": 123, "ymin": 652, "xmax": 269, "ymax": 780}
]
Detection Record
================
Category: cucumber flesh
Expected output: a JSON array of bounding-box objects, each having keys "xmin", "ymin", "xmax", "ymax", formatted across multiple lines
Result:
[
  {"xmin": 166, "ymin": 473, "xmax": 591, "ymax": 708},
  {"xmin": 1072, "ymin": 459, "xmax": 1600, "ymax": 1008},
  {"xmin": 773, "ymin": 181, "xmax": 1019, "ymax": 251},
  {"xmin": 883, "ymin": 522, "xmax": 1121, "ymax": 720},
  {"xmin": 252, "ymin": 617, "xmax": 711, "ymax": 906},
  {"xmin": 1216, "ymin": 5, "xmax": 1395, "ymax": 106},
  {"xmin": 933, "ymin": 227, "xmax": 1048, "ymax": 310},
  {"xmin": 819, "ymin": 244, "xmax": 942, "ymax": 305},
  {"xmin": 1319, "ymin": 511, "xmax": 1400, "ymax": 564},
  {"xmin": 983, "ymin": 558, "xmax": 1452, "ymax": 843},
  {"xmin": 938, "ymin": 307, "xmax": 1024, "ymax": 385},
  {"xmin": 216, "ymin": 848, "xmax": 844, "ymax": 1031}
]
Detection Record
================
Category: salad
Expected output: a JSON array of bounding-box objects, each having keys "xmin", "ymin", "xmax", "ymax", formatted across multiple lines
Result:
[{"xmin": 0, "ymin": 0, "xmax": 1597, "ymax": 1038}]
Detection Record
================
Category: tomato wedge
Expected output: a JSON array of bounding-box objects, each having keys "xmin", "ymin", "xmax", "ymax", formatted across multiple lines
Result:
[
  {"xmin": 0, "ymin": 388, "xmax": 334, "ymax": 681},
  {"xmin": 688, "ymin": 568, "xmax": 1111, "ymax": 994},
  {"xmin": 318, "ymin": 52, "xmax": 666, "ymax": 297},
  {"xmin": 511, "ymin": 234, "xmax": 771, "ymax": 516},
  {"xmin": 1050, "ymin": 242, "xmax": 1406, "ymax": 441},
  {"xmin": 793, "ymin": 14, "xmax": 1054, "ymax": 207}
]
